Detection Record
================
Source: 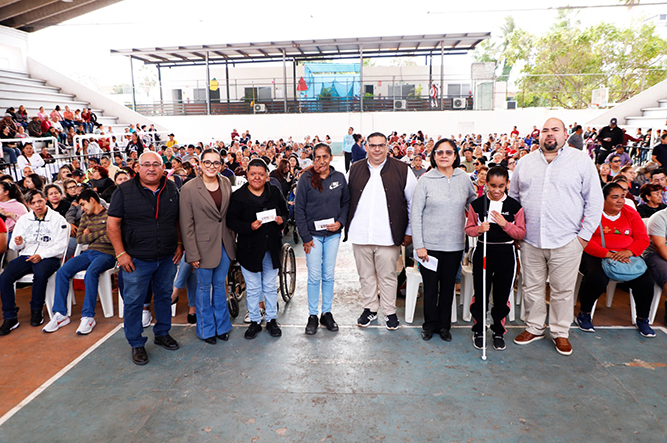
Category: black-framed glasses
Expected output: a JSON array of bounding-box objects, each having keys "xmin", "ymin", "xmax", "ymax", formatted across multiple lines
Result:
[{"xmin": 202, "ymin": 160, "xmax": 222, "ymax": 168}]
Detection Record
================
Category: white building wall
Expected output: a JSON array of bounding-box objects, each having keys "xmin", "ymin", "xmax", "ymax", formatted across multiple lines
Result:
[
  {"xmin": 0, "ymin": 25, "xmax": 28, "ymax": 72},
  {"xmin": 152, "ymin": 108, "xmax": 604, "ymax": 147}
]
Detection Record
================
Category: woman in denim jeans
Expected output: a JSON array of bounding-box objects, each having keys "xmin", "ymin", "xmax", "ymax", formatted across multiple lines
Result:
[
  {"xmin": 227, "ymin": 158, "xmax": 288, "ymax": 340},
  {"xmin": 295, "ymin": 143, "xmax": 350, "ymax": 335},
  {"xmin": 179, "ymin": 148, "xmax": 237, "ymax": 344}
]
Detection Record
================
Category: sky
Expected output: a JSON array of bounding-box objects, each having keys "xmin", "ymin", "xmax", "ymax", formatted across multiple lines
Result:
[{"xmin": 25, "ymin": 0, "xmax": 667, "ymax": 89}]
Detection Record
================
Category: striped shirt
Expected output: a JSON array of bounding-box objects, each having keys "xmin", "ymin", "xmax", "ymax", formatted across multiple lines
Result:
[
  {"xmin": 509, "ymin": 146, "xmax": 603, "ymax": 249},
  {"xmin": 77, "ymin": 207, "xmax": 114, "ymax": 256}
]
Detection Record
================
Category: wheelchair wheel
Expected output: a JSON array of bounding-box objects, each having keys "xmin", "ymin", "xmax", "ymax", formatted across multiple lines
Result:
[
  {"xmin": 227, "ymin": 262, "xmax": 246, "ymax": 302},
  {"xmin": 228, "ymin": 295, "xmax": 239, "ymax": 318},
  {"xmin": 279, "ymin": 243, "xmax": 296, "ymax": 303}
]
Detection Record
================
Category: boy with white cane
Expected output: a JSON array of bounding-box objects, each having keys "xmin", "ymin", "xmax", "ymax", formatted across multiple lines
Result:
[{"xmin": 465, "ymin": 166, "xmax": 526, "ymax": 352}]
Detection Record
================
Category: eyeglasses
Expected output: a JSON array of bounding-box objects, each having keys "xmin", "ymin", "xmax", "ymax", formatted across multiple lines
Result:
[
  {"xmin": 611, "ymin": 160, "xmax": 621, "ymax": 163},
  {"xmin": 368, "ymin": 143, "xmax": 386, "ymax": 149},
  {"xmin": 66, "ymin": 186, "xmax": 77, "ymax": 190},
  {"xmin": 202, "ymin": 160, "xmax": 222, "ymax": 168},
  {"xmin": 434, "ymin": 149, "xmax": 456, "ymax": 156},
  {"xmin": 140, "ymin": 162, "xmax": 162, "ymax": 168}
]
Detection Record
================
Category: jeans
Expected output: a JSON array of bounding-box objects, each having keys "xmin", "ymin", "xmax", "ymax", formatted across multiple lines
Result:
[
  {"xmin": 0, "ymin": 256, "xmax": 60, "ymax": 320},
  {"xmin": 241, "ymin": 251, "xmax": 278, "ymax": 323},
  {"xmin": 194, "ymin": 244, "xmax": 232, "ymax": 339},
  {"xmin": 174, "ymin": 255, "xmax": 197, "ymax": 308},
  {"xmin": 305, "ymin": 234, "xmax": 340, "ymax": 315},
  {"xmin": 2, "ymin": 146, "xmax": 20, "ymax": 163},
  {"xmin": 52, "ymin": 249, "xmax": 116, "ymax": 318},
  {"xmin": 120, "ymin": 256, "xmax": 177, "ymax": 348}
]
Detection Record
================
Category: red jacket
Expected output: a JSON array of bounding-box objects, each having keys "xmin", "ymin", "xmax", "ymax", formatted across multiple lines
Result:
[{"xmin": 585, "ymin": 206, "xmax": 649, "ymax": 258}]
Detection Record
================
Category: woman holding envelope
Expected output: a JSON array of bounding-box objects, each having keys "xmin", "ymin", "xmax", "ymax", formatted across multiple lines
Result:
[
  {"xmin": 180, "ymin": 148, "xmax": 237, "ymax": 344},
  {"xmin": 295, "ymin": 143, "xmax": 350, "ymax": 335},
  {"xmin": 227, "ymin": 158, "xmax": 289, "ymax": 340},
  {"xmin": 411, "ymin": 139, "xmax": 477, "ymax": 341}
]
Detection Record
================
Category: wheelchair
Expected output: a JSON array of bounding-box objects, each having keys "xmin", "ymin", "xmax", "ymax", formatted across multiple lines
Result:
[{"xmin": 226, "ymin": 242, "xmax": 296, "ymax": 318}]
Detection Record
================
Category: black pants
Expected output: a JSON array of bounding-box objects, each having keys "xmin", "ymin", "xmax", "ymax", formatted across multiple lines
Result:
[
  {"xmin": 578, "ymin": 252, "xmax": 653, "ymax": 318},
  {"xmin": 344, "ymin": 152, "xmax": 352, "ymax": 172},
  {"xmin": 419, "ymin": 250, "xmax": 462, "ymax": 332},
  {"xmin": 470, "ymin": 243, "xmax": 516, "ymax": 335}
]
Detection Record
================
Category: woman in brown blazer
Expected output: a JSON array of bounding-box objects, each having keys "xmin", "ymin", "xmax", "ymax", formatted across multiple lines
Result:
[{"xmin": 179, "ymin": 148, "xmax": 237, "ymax": 344}]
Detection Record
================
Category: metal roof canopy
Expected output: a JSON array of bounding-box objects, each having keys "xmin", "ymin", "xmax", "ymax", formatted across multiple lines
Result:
[
  {"xmin": 110, "ymin": 33, "xmax": 491, "ymax": 67},
  {"xmin": 0, "ymin": 0, "xmax": 124, "ymax": 33}
]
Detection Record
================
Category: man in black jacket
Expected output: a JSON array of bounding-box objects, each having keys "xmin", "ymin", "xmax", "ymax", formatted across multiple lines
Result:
[
  {"xmin": 595, "ymin": 117, "xmax": 623, "ymax": 164},
  {"xmin": 107, "ymin": 151, "xmax": 183, "ymax": 365}
]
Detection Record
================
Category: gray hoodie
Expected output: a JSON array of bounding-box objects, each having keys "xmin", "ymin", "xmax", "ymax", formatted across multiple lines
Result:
[{"xmin": 411, "ymin": 168, "xmax": 476, "ymax": 251}]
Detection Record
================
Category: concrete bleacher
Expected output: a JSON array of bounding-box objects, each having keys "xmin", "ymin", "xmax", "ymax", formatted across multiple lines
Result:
[
  {"xmin": 0, "ymin": 67, "xmax": 118, "ymax": 128},
  {"xmin": 625, "ymin": 98, "xmax": 667, "ymax": 129}
]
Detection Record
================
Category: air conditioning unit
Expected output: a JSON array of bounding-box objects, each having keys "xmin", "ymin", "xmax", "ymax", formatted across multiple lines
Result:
[
  {"xmin": 452, "ymin": 97, "xmax": 466, "ymax": 109},
  {"xmin": 507, "ymin": 100, "xmax": 517, "ymax": 110},
  {"xmin": 253, "ymin": 103, "xmax": 266, "ymax": 113},
  {"xmin": 393, "ymin": 100, "xmax": 407, "ymax": 110}
]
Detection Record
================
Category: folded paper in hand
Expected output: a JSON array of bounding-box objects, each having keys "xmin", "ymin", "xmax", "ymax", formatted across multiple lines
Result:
[
  {"xmin": 256, "ymin": 209, "xmax": 277, "ymax": 224},
  {"xmin": 413, "ymin": 251, "xmax": 438, "ymax": 272}
]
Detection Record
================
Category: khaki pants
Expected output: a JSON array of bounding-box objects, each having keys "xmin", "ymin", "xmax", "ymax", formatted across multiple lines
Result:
[
  {"xmin": 352, "ymin": 244, "xmax": 400, "ymax": 316},
  {"xmin": 520, "ymin": 237, "xmax": 584, "ymax": 338}
]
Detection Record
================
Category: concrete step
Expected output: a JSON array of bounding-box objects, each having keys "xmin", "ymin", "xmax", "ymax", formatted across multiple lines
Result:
[
  {"xmin": 0, "ymin": 87, "xmax": 76, "ymax": 102},
  {"xmin": 624, "ymin": 115, "xmax": 667, "ymax": 127},
  {"xmin": 640, "ymin": 108, "xmax": 667, "ymax": 118},
  {"xmin": 0, "ymin": 81, "xmax": 61, "ymax": 95},
  {"xmin": 0, "ymin": 73, "xmax": 47, "ymax": 87},
  {"xmin": 659, "ymin": 99, "xmax": 667, "ymax": 108},
  {"xmin": 0, "ymin": 97, "xmax": 90, "ymax": 110},
  {"xmin": 0, "ymin": 68, "xmax": 31, "ymax": 79}
]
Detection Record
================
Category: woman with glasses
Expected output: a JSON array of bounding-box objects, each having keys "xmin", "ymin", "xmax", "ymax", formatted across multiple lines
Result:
[
  {"xmin": 607, "ymin": 154, "xmax": 623, "ymax": 177},
  {"xmin": 180, "ymin": 148, "xmax": 236, "ymax": 344},
  {"xmin": 412, "ymin": 139, "xmax": 476, "ymax": 341}
]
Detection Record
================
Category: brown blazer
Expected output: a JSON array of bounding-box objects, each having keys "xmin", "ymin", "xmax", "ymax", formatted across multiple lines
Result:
[{"xmin": 179, "ymin": 175, "xmax": 236, "ymax": 268}]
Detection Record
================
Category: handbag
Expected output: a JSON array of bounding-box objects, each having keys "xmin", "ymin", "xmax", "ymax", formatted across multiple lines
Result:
[{"xmin": 598, "ymin": 221, "xmax": 646, "ymax": 282}]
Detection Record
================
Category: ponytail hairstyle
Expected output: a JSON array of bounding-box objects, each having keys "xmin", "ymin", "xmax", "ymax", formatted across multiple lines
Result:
[{"xmin": 309, "ymin": 143, "xmax": 332, "ymax": 192}]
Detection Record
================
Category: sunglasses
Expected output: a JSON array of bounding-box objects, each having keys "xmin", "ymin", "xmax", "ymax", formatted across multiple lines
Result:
[{"xmin": 435, "ymin": 149, "xmax": 456, "ymax": 156}]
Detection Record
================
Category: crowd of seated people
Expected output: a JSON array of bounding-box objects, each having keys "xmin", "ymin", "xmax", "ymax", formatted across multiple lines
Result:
[{"xmin": 0, "ymin": 117, "xmax": 666, "ymax": 364}]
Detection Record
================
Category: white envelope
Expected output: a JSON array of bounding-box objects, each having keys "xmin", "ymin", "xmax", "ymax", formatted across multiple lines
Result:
[
  {"xmin": 256, "ymin": 209, "xmax": 277, "ymax": 224},
  {"xmin": 314, "ymin": 218, "xmax": 335, "ymax": 231},
  {"xmin": 488, "ymin": 200, "xmax": 503, "ymax": 224},
  {"xmin": 413, "ymin": 251, "xmax": 438, "ymax": 272}
]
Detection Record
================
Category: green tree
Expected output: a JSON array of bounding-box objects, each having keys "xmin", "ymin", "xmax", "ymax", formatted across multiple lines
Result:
[{"xmin": 516, "ymin": 20, "xmax": 667, "ymax": 108}]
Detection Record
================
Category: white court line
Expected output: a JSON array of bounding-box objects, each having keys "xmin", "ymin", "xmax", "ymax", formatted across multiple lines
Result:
[
  {"xmin": 1, "ymin": 322, "xmax": 665, "ymax": 427},
  {"xmin": 0, "ymin": 324, "xmax": 123, "ymax": 427}
]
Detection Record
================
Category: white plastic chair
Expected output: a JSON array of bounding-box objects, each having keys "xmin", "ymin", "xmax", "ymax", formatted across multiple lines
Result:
[
  {"xmin": 59, "ymin": 243, "xmax": 117, "ymax": 318},
  {"xmin": 404, "ymin": 261, "xmax": 457, "ymax": 324},
  {"xmin": 574, "ymin": 271, "xmax": 662, "ymax": 325},
  {"xmin": 18, "ymin": 224, "xmax": 71, "ymax": 320}
]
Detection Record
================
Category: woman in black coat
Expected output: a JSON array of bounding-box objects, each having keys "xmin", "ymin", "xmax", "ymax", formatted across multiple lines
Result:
[{"xmin": 227, "ymin": 158, "xmax": 288, "ymax": 340}]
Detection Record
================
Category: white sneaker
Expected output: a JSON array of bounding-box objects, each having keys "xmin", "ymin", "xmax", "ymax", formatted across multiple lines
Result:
[
  {"xmin": 142, "ymin": 310, "xmax": 152, "ymax": 328},
  {"xmin": 243, "ymin": 311, "xmax": 251, "ymax": 323},
  {"xmin": 42, "ymin": 312, "xmax": 70, "ymax": 333},
  {"xmin": 76, "ymin": 317, "xmax": 96, "ymax": 335}
]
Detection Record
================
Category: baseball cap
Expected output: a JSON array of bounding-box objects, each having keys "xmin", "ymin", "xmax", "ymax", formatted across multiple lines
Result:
[{"xmin": 610, "ymin": 118, "xmax": 617, "ymax": 125}]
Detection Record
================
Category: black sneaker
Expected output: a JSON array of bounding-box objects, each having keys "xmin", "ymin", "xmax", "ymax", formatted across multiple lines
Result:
[
  {"xmin": 0, "ymin": 318, "xmax": 19, "ymax": 336},
  {"xmin": 30, "ymin": 309, "xmax": 43, "ymax": 327},
  {"xmin": 320, "ymin": 312, "xmax": 339, "ymax": 331},
  {"xmin": 305, "ymin": 315, "xmax": 318, "ymax": 335},
  {"xmin": 385, "ymin": 314, "xmax": 400, "ymax": 330},
  {"xmin": 473, "ymin": 332, "xmax": 484, "ymax": 350},
  {"xmin": 154, "ymin": 334, "xmax": 180, "ymax": 350},
  {"xmin": 493, "ymin": 335, "xmax": 506, "ymax": 351},
  {"xmin": 357, "ymin": 309, "xmax": 377, "ymax": 327},
  {"xmin": 266, "ymin": 319, "xmax": 282, "ymax": 337},
  {"xmin": 245, "ymin": 321, "xmax": 262, "ymax": 339}
]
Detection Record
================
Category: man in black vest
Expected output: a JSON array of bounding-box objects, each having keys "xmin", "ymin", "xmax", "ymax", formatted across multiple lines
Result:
[
  {"xmin": 108, "ymin": 151, "xmax": 183, "ymax": 365},
  {"xmin": 346, "ymin": 132, "xmax": 417, "ymax": 330}
]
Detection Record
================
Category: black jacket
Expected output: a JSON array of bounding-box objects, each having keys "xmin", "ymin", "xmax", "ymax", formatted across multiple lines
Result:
[
  {"xmin": 108, "ymin": 175, "xmax": 179, "ymax": 260},
  {"xmin": 227, "ymin": 183, "xmax": 288, "ymax": 272}
]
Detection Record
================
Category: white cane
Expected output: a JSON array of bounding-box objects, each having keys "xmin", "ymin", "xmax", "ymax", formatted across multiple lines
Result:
[{"xmin": 481, "ymin": 213, "xmax": 488, "ymax": 361}]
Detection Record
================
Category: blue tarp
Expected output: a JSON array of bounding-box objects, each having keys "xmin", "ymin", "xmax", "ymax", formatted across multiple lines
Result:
[{"xmin": 303, "ymin": 63, "xmax": 360, "ymax": 100}]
